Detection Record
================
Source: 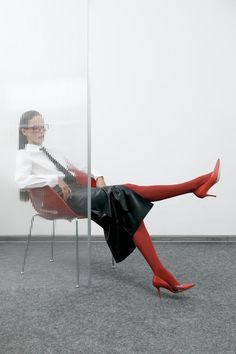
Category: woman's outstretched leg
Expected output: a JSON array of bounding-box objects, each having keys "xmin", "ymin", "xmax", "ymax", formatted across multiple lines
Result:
[
  {"xmin": 133, "ymin": 220, "xmax": 180, "ymax": 287},
  {"xmin": 123, "ymin": 172, "xmax": 211, "ymax": 202},
  {"xmin": 123, "ymin": 159, "xmax": 220, "ymax": 201}
]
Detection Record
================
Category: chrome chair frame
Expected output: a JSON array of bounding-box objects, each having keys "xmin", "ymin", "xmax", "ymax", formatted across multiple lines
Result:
[{"xmin": 21, "ymin": 214, "xmax": 116, "ymax": 288}]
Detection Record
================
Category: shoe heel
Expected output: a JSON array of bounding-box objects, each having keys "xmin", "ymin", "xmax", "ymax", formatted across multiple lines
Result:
[
  {"xmin": 194, "ymin": 158, "xmax": 220, "ymax": 199},
  {"xmin": 152, "ymin": 275, "xmax": 171, "ymax": 297},
  {"xmin": 157, "ymin": 288, "xmax": 162, "ymax": 298}
]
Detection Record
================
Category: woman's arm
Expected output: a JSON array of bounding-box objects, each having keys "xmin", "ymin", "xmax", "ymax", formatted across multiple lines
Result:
[{"xmin": 64, "ymin": 157, "xmax": 106, "ymax": 187}]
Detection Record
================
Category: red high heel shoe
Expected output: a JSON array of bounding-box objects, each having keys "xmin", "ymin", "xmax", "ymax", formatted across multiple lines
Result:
[
  {"xmin": 194, "ymin": 158, "xmax": 220, "ymax": 198},
  {"xmin": 152, "ymin": 275, "xmax": 196, "ymax": 298},
  {"xmin": 152, "ymin": 275, "xmax": 173, "ymax": 298}
]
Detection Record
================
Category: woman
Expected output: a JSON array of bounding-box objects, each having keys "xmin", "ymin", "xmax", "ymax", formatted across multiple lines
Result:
[{"xmin": 15, "ymin": 110, "xmax": 220, "ymax": 298}]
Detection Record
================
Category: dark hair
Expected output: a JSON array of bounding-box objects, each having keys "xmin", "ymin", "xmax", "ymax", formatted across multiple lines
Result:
[
  {"xmin": 18, "ymin": 110, "xmax": 41, "ymax": 202},
  {"xmin": 19, "ymin": 110, "xmax": 41, "ymax": 149}
]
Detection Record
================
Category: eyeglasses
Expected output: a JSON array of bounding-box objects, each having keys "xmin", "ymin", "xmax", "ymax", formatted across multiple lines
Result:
[{"xmin": 27, "ymin": 124, "xmax": 49, "ymax": 132}]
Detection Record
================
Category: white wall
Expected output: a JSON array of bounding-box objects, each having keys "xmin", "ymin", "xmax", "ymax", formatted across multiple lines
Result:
[
  {"xmin": 90, "ymin": 0, "xmax": 236, "ymax": 235},
  {"xmin": 0, "ymin": 0, "xmax": 235, "ymax": 236}
]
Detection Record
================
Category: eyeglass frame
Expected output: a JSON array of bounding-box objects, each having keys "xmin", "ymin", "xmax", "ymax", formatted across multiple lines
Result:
[{"xmin": 22, "ymin": 124, "xmax": 49, "ymax": 132}]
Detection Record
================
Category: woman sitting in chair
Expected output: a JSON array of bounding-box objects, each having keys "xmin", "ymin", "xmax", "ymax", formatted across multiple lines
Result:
[{"xmin": 15, "ymin": 110, "xmax": 221, "ymax": 298}]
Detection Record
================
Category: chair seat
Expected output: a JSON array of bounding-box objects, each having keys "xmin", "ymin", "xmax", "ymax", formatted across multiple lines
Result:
[
  {"xmin": 29, "ymin": 186, "xmax": 81, "ymax": 220},
  {"xmin": 29, "ymin": 170, "xmax": 96, "ymax": 220}
]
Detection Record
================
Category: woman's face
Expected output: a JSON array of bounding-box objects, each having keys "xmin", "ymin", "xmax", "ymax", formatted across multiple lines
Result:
[{"xmin": 21, "ymin": 115, "xmax": 46, "ymax": 145}]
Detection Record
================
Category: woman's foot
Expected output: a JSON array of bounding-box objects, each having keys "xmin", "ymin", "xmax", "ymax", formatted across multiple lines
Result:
[
  {"xmin": 152, "ymin": 275, "xmax": 196, "ymax": 297},
  {"xmin": 156, "ymin": 273, "xmax": 196, "ymax": 293},
  {"xmin": 194, "ymin": 158, "xmax": 220, "ymax": 198}
]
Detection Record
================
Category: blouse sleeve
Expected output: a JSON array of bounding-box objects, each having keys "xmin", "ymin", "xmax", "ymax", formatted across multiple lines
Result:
[
  {"xmin": 15, "ymin": 150, "xmax": 59, "ymax": 189},
  {"xmin": 64, "ymin": 157, "xmax": 103, "ymax": 180},
  {"xmin": 90, "ymin": 168, "xmax": 104, "ymax": 180}
]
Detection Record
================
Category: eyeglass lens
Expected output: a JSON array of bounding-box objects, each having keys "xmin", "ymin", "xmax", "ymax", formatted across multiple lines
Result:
[{"xmin": 30, "ymin": 125, "xmax": 49, "ymax": 132}]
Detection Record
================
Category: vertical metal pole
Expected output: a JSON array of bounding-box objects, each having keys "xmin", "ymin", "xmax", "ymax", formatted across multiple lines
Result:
[
  {"xmin": 87, "ymin": 0, "xmax": 92, "ymax": 287},
  {"xmin": 75, "ymin": 219, "xmax": 79, "ymax": 288}
]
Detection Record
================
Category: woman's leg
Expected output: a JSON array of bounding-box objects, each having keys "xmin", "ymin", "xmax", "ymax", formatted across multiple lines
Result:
[
  {"xmin": 123, "ymin": 172, "xmax": 211, "ymax": 201},
  {"xmin": 127, "ymin": 172, "xmax": 212, "ymax": 287},
  {"xmin": 133, "ymin": 220, "xmax": 180, "ymax": 286}
]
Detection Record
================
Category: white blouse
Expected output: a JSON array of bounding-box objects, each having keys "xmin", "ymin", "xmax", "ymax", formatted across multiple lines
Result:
[{"xmin": 15, "ymin": 143, "xmax": 103, "ymax": 189}]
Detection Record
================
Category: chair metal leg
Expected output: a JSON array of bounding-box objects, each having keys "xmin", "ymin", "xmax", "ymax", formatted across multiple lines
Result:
[
  {"xmin": 21, "ymin": 214, "xmax": 37, "ymax": 274},
  {"xmin": 112, "ymin": 256, "xmax": 116, "ymax": 269},
  {"xmin": 75, "ymin": 219, "xmax": 79, "ymax": 288},
  {"xmin": 50, "ymin": 220, "xmax": 56, "ymax": 262}
]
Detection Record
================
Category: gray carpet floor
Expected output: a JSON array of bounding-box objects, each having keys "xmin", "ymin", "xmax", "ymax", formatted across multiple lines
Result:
[{"xmin": 0, "ymin": 241, "xmax": 235, "ymax": 354}]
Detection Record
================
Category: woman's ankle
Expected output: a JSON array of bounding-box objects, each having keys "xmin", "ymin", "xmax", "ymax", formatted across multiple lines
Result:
[
  {"xmin": 192, "ymin": 172, "xmax": 212, "ymax": 191},
  {"xmin": 155, "ymin": 268, "xmax": 180, "ymax": 287}
]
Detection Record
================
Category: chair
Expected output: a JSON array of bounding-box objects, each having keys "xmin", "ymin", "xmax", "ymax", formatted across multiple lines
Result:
[{"xmin": 21, "ymin": 173, "xmax": 116, "ymax": 288}]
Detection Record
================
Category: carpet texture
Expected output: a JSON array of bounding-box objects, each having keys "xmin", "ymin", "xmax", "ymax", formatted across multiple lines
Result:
[{"xmin": 0, "ymin": 241, "xmax": 235, "ymax": 354}]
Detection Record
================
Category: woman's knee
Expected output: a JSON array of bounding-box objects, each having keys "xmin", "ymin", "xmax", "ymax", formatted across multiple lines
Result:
[
  {"xmin": 123, "ymin": 183, "xmax": 138, "ymax": 189},
  {"xmin": 123, "ymin": 183, "xmax": 144, "ymax": 197}
]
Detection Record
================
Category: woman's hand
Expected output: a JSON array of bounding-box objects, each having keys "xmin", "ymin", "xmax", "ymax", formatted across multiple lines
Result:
[
  {"xmin": 58, "ymin": 177, "xmax": 72, "ymax": 201},
  {"xmin": 96, "ymin": 176, "xmax": 106, "ymax": 188}
]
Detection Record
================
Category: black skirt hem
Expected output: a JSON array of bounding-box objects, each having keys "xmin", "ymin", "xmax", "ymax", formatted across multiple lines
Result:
[{"xmin": 66, "ymin": 184, "xmax": 154, "ymax": 263}]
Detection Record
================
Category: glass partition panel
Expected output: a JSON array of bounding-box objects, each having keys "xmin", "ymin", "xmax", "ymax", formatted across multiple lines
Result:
[{"xmin": 0, "ymin": 0, "xmax": 91, "ymax": 287}]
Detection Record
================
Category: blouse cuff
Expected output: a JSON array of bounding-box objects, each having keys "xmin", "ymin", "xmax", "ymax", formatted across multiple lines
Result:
[{"xmin": 47, "ymin": 175, "xmax": 59, "ymax": 188}]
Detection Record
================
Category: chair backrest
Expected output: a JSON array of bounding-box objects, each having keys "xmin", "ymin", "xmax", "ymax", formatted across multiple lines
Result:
[{"xmin": 29, "ymin": 170, "xmax": 96, "ymax": 220}]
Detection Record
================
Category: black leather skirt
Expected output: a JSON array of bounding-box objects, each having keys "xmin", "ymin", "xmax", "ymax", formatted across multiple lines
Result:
[{"xmin": 64, "ymin": 183, "xmax": 154, "ymax": 263}]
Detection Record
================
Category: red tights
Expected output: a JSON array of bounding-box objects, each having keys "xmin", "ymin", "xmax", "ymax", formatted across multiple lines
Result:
[{"xmin": 123, "ymin": 172, "xmax": 211, "ymax": 286}]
